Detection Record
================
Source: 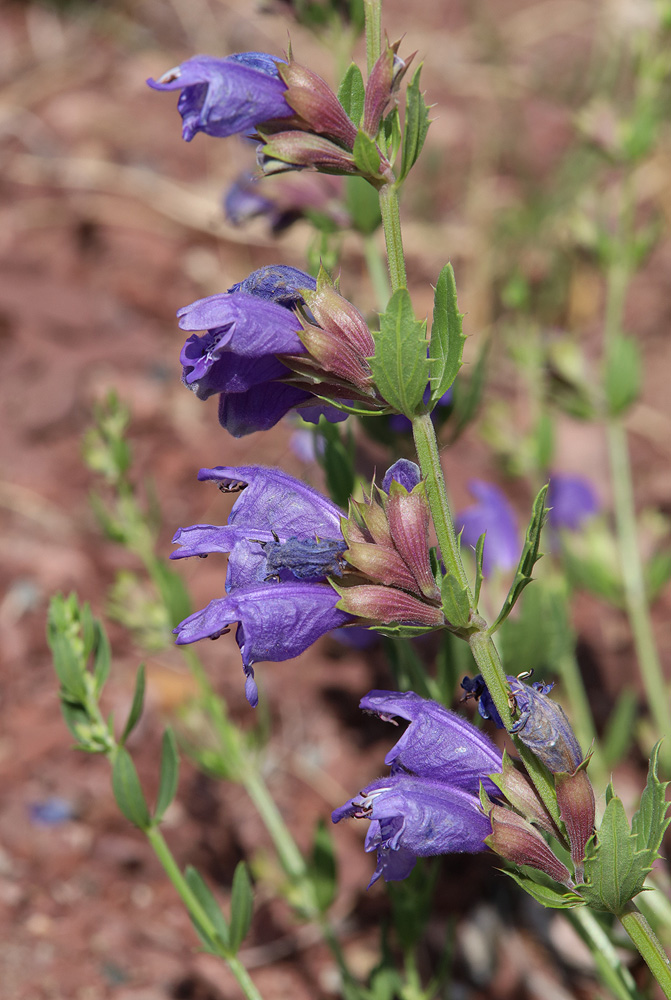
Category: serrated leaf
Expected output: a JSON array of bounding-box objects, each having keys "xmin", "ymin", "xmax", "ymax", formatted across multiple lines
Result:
[
  {"xmin": 440, "ymin": 574, "xmax": 471, "ymax": 629},
  {"xmin": 111, "ymin": 747, "xmax": 151, "ymax": 830},
  {"xmin": 337, "ymin": 63, "xmax": 365, "ymax": 126},
  {"xmin": 631, "ymin": 743, "xmax": 670, "ymax": 862},
  {"xmin": 154, "ymin": 728, "xmax": 179, "ymax": 824},
  {"xmin": 428, "ymin": 264, "xmax": 466, "ymax": 404},
  {"xmin": 490, "ymin": 484, "xmax": 549, "ymax": 633},
  {"xmin": 605, "ymin": 334, "xmax": 641, "ymax": 416},
  {"xmin": 400, "ymin": 64, "xmax": 430, "ymax": 180},
  {"xmin": 92, "ymin": 621, "xmax": 111, "ymax": 696},
  {"xmin": 370, "ymin": 289, "xmax": 429, "ymax": 416},
  {"xmin": 503, "ymin": 868, "xmax": 584, "ymax": 908},
  {"xmin": 353, "ymin": 129, "xmax": 381, "ymax": 177},
  {"xmin": 120, "ymin": 663, "xmax": 145, "ymax": 745},
  {"xmin": 580, "ymin": 794, "xmax": 651, "ymax": 912},
  {"xmin": 185, "ymin": 866, "xmax": 230, "ymax": 953},
  {"xmin": 229, "ymin": 862, "xmax": 254, "ymax": 953},
  {"xmin": 310, "ymin": 819, "xmax": 337, "ymax": 913}
]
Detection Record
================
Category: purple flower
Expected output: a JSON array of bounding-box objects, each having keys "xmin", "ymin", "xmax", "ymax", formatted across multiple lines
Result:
[
  {"xmin": 456, "ymin": 480, "xmax": 520, "ymax": 576},
  {"xmin": 547, "ymin": 474, "xmax": 599, "ymax": 532},
  {"xmin": 224, "ymin": 173, "xmax": 279, "ymax": 227},
  {"xmin": 461, "ymin": 673, "xmax": 584, "ymax": 774},
  {"xmin": 381, "ymin": 459, "xmax": 421, "ymax": 495},
  {"xmin": 177, "ymin": 265, "xmax": 351, "ymax": 436},
  {"xmin": 359, "ymin": 690, "xmax": 503, "ymax": 795},
  {"xmin": 332, "ymin": 773, "xmax": 491, "ymax": 886},
  {"xmin": 147, "ymin": 53, "xmax": 292, "ymax": 142},
  {"xmin": 172, "ymin": 465, "xmax": 350, "ymax": 705}
]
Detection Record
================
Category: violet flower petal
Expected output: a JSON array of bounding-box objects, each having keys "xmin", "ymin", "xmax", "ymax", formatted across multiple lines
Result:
[
  {"xmin": 147, "ymin": 54, "xmax": 292, "ymax": 141},
  {"xmin": 359, "ymin": 689, "xmax": 502, "ymax": 794},
  {"xmin": 178, "ymin": 291, "xmax": 304, "ymax": 357},
  {"xmin": 547, "ymin": 474, "xmax": 599, "ymax": 531},
  {"xmin": 218, "ymin": 383, "xmax": 316, "ymax": 436},
  {"xmin": 381, "ymin": 459, "xmax": 422, "ymax": 495}
]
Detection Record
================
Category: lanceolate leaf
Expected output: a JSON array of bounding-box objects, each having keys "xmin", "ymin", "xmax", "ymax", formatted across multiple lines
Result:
[
  {"xmin": 503, "ymin": 868, "xmax": 583, "ymax": 909},
  {"xmin": 185, "ymin": 866, "xmax": 230, "ymax": 953},
  {"xmin": 154, "ymin": 727, "xmax": 180, "ymax": 824},
  {"xmin": 111, "ymin": 747, "xmax": 151, "ymax": 830},
  {"xmin": 490, "ymin": 485, "xmax": 549, "ymax": 633},
  {"xmin": 353, "ymin": 129, "xmax": 381, "ymax": 177},
  {"xmin": 337, "ymin": 63, "xmax": 365, "ymax": 126},
  {"xmin": 370, "ymin": 289, "xmax": 429, "ymax": 416},
  {"xmin": 400, "ymin": 65, "xmax": 430, "ymax": 181},
  {"xmin": 229, "ymin": 863, "xmax": 254, "ymax": 953},
  {"xmin": 429, "ymin": 264, "xmax": 466, "ymax": 404},
  {"xmin": 120, "ymin": 663, "xmax": 146, "ymax": 745}
]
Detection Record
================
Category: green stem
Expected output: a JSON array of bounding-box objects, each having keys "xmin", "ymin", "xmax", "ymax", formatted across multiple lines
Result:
[
  {"xmin": 242, "ymin": 771, "xmax": 310, "ymax": 888},
  {"xmin": 146, "ymin": 826, "xmax": 263, "ymax": 1000},
  {"xmin": 620, "ymin": 902, "xmax": 671, "ymax": 999},
  {"xmin": 567, "ymin": 907, "xmax": 644, "ymax": 1000},
  {"xmin": 363, "ymin": 232, "xmax": 391, "ymax": 310},
  {"xmin": 379, "ymin": 183, "xmax": 407, "ymax": 292},
  {"xmin": 363, "ymin": 0, "xmax": 382, "ymax": 74},
  {"xmin": 411, "ymin": 413, "xmax": 471, "ymax": 595}
]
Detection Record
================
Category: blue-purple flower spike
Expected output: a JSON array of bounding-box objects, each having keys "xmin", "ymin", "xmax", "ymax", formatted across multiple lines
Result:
[
  {"xmin": 147, "ymin": 53, "xmax": 292, "ymax": 141},
  {"xmin": 332, "ymin": 774, "xmax": 491, "ymax": 886}
]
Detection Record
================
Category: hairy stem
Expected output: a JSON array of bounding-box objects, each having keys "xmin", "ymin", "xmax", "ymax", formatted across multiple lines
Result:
[
  {"xmin": 620, "ymin": 902, "xmax": 671, "ymax": 999},
  {"xmin": 363, "ymin": 0, "xmax": 382, "ymax": 74},
  {"xmin": 379, "ymin": 183, "xmax": 407, "ymax": 292}
]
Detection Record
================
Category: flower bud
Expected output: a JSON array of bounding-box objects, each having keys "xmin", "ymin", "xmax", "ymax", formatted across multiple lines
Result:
[
  {"xmin": 298, "ymin": 323, "xmax": 372, "ymax": 388},
  {"xmin": 486, "ymin": 804, "xmax": 572, "ymax": 886},
  {"xmin": 334, "ymin": 583, "xmax": 445, "ymax": 627},
  {"xmin": 555, "ymin": 763, "xmax": 596, "ymax": 876},
  {"xmin": 490, "ymin": 752, "xmax": 559, "ymax": 838},
  {"xmin": 345, "ymin": 541, "xmax": 420, "ymax": 594},
  {"xmin": 279, "ymin": 60, "xmax": 357, "ymax": 149},
  {"xmin": 363, "ymin": 40, "xmax": 413, "ymax": 137},
  {"xmin": 258, "ymin": 132, "xmax": 358, "ymax": 175},
  {"xmin": 386, "ymin": 480, "xmax": 440, "ymax": 601}
]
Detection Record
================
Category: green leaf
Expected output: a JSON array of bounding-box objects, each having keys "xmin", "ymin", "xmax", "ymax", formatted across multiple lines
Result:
[
  {"xmin": 369, "ymin": 289, "xmax": 429, "ymax": 416},
  {"xmin": 579, "ymin": 781, "xmax": 665, "ymax": 913},
  {"xmin": 120, "ymin": 663, "xmax": 146, "ymax": 745},
  {"xmin": 111, "ymin": 747, "xmax": 151, "ymax": 830},
  {"xmin": 399, "ymin": 64, "xmax": 430, "ymax": 180},
  {"xmin": 345, "ymin": 175, "xmax": 382, "ymax": 236},
  {"xmin": 631, "ymin": 743, "xmax": 670, "ymax": 863},
  {"xmin": 490, "ymin": 484, "xmax": 549, "ymax": 633},
  {"xmin": 605, "ymin": 334, "xmax": 641, "ymax": 416},
  {"xmin": 185, "ymin": 866, "xmax": 230, "ymax": 953},
  {"xmin": 353, "ymin": 129, "xmax": 381, "ymax": 178},
  {"xmin": 473, "ymin": 534, "xmax": 486, "ymax": 609},
  {"xmin": 229, "ymin": 862, "xmax": 254, "ymax": 953},
  {"xmin": 50, "ymin": 631, "xmax": 87, "ymax": 704},
  {"xmin": 337, "ymin": 63, "xmax": 365, "ymax": 126},
  {"xmin": 154, "ymin": 728, "xmax": 180, "ymax": 824},
  {"xmin": 440, "ymin": 574, "xmax": 471, "ymax": 629},
  {"xmin": 309, "ymin": 820, "xmax": 337, "ymax": 913},
  {"xmin": 60, "ymin": 700, "xmax": 94, "ymax": 746},
  {"xmin": 81, "ymin": 602, "xmax": 96, "ymax": 659},
  {"xmin": 383, "ymin": 107, "xmax": 402, "ymax": 163},
  {"xmin": 92, "ymin": 620, "xmax": 111, "ymax": 696},
  {"xmin": 428, "ymin": 264, "xmax": 466, "ymax": 404},
  {"xmin": 504, "ymin": 868, "xmax": 584, "ymax": 909}
]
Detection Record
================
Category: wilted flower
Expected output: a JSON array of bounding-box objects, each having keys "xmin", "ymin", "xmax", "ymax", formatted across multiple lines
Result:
[
  {"xmin": 333, "ymin": 773, "xmax": 491, "ymax": 886},
  {"xmin": 456, "ymin": 481, "xmax": 520, "ymax": 576},
  {"xmin": 547, "ymin": 473, "xmax": 599, "ymax": 532},
  {"xmin": 461, "ymin": 673, "xmax": 584, "ymax": 774},
  {"xmin": 172, "ymin": 463, "xmax": 447, "ymax": 704},
  {"xmin": 147, "ymin": 53, "xmax": 292, "ymax": 141}
]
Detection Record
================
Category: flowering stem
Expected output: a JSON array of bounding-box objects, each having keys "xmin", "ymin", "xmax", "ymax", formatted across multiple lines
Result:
[
  {"xmin": 145, "ymin": 826, "xmax": 264, "ymax": 1000},
  {"xmin": 363, "ymin": 0, "xmax": 382, "ymax": 74},
  {"xmin": 379, "ymin": 183, "xmax": 407, "ymax": 292},
  {"xmin": 411, "ymin": 413, "xmax": 471, "ymax": 595},
  {"xmin": 363, "ymin": 232, "xmax": 391, "ymax": 309},
  {"xmin": 620, "ymin": 902, "xmax": 671, "ymax": 999}
]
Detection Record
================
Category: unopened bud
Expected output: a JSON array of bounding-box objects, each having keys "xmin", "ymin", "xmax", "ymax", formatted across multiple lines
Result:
[
  {"xmin": 490, "ymin": 752, "xmax": 559, "ymax": 838},
  {"xmin": 335, "ymin": 583, "xmax": 444, "ymax": 627},
  {"xmin": 363, "ymin": 40, "xmax": 413, "ymax": 137},
  {"xmin": 556, "ymin": 762, "xmax": 596, "ymax": 877},
  {"xmin": 386, "ymin": 480, "xmax": 440, "ymax": 601}
]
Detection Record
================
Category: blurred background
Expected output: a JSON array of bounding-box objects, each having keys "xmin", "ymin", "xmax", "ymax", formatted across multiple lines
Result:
[{"xmin": 2, "ymin": 0, "xmax": 671, "ymax": 997}]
